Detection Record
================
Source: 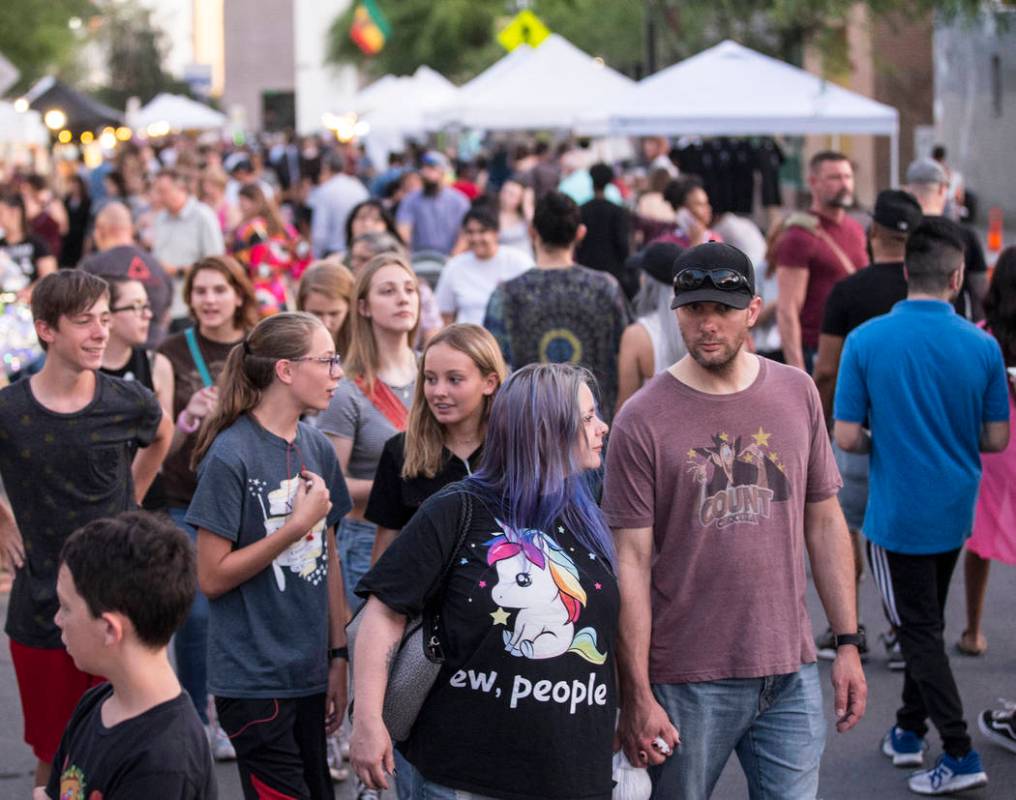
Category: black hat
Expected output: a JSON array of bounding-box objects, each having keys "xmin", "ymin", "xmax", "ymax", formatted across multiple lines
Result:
[
  {"xmin": 625, "ymin": 242, "xmax": 684, "ymax": 286},
  {"xmin": 873, "ymin": 189, "xmax": 922, "ymax": 234},
  {"xmin": 671, "ymin": 242, "xmax": 755, "ymax": 310}
]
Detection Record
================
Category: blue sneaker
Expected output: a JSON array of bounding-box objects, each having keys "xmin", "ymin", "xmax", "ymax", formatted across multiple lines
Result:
[
  {"xmin": 882, "ymin": 725, "xmax": 928, "ymax": 767},
  {"xmin": 908, "ymin": 751, "xmax": 988, "ymax": 795}
]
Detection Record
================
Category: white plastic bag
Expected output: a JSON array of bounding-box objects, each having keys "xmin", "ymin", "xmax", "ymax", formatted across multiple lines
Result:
[{"xmin": 612, "ymin": 750, "xmax": 652, "ymax": 800}]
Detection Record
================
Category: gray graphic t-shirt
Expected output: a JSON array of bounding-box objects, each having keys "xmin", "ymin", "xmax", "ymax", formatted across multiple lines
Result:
[{"xmin": 187, "ymin": 414, "xmax": 351, "ymax": 698}]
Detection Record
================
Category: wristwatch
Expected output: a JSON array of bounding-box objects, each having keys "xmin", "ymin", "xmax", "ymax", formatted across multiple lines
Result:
[
  {"xmin": 328, "ymin": 646, "xmax": 349, "ymax": 661},
  {"xmin": 833, "ymin": 631, "xmax": 866, "ymax": 651}
]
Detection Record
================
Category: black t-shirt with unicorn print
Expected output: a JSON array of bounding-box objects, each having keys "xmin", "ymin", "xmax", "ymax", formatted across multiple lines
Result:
[{"xmin": 356, "ymin": 484, "xmax": 619, "ymax": 800}]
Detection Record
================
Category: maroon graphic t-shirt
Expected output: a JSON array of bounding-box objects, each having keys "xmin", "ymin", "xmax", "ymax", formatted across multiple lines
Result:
[{"xmin": 602, "ymin": 358, "xmax": 841, "ymax": 684}]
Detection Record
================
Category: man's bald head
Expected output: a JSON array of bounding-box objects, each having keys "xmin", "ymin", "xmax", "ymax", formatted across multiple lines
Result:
[{"xmin": 94, "ymin": 202, "xmax": 134, "ymax": 250}]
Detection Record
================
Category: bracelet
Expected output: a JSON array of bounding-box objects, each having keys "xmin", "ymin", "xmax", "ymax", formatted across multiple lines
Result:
[
  {"xmin": 176, "ymin": 410, "xmax": 200, "ymax": 434},
  {"xmin": 328, "ymin": 646, "xmax": 349, "ymax": 661}
]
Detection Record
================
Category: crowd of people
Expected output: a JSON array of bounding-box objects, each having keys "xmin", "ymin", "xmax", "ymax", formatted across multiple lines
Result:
[{"xmin": 0, "ymin": 133, "xmax": 1013, "ymax": 800}]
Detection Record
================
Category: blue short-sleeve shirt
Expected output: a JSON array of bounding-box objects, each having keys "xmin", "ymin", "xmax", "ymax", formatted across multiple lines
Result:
[{"xmin": 834, "ymin": 299, "xmax": 1009, "ymax": 554}]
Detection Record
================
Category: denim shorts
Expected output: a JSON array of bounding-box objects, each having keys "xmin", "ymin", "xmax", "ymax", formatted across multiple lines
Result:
[
  {"xmin": 833, "ymin": 441, "xmax": 869, "ymax": 532},
  {"xmin": 338, "ymin": 516, "xmax": 377, "ymax": 611},
  {"xmin": 650, "ymin": 663, "xmax": 826, "ymax": 800}
]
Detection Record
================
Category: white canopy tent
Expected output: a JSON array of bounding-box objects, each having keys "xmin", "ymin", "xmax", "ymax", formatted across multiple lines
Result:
[
  {"xmin": 605, "ymin": 40, "xmax": 901, "ymax": 184},
  {"xmin": 354, "ymin": 65, "xmax": 459, "ymax": 167},
  {"xmin": 0, "ymin": 101, "xmax": 47, "ymax": 146},
  {"xmin": 427, "ymin": 34, "xmax": 634, "ymax": 132},
  {"xmin": 131, "ymin": 93, "xmax": 227, "ymax": 132}
]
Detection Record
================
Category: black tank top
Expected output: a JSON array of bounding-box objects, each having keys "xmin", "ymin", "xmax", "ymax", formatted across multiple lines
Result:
[
  {"xmin": 101, "ymin": 347, "xmax": 154, "ymax": 390},
  {"xmin": 101, "ymin": 347, "xmax": 165, "ymax": 510}
]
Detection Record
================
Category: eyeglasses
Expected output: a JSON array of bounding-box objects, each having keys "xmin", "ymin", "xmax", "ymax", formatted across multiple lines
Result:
[
  {"xmin": 290, "ymin": 354, "xmax": 343, "ymax": 377},
  {"xmin": 673, "ymin": 268, "xmax": 752, "ymax": 293},
  {"xmin": 110, "ymin": 302, "xmax": 154, "ymax": 316}
]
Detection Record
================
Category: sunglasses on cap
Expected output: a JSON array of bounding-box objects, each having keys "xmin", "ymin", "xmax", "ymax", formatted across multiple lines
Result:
[{"xmin": 673, "ymin": 268, "xmax": 752, "ymax": 293}]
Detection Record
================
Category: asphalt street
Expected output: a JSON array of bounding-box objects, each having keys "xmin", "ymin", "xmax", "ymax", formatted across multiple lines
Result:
[{"xmin": 2, "ymin": 550, "xmax": 1014, "ymax": 799}]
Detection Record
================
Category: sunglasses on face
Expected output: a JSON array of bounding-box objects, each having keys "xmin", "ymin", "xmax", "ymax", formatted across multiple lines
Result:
[{"xmin": 673, "ymin": 268, "xmax": 752, "ymax": 293}]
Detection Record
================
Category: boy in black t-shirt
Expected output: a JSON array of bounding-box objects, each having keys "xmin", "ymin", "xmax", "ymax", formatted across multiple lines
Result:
[
  {"xmin": 0, "ymin": 270, "xmax": 172, "ymax": 788},
  {"xmin": 36, "ymin": 512, "xmax": 216, "ymax": 799}
]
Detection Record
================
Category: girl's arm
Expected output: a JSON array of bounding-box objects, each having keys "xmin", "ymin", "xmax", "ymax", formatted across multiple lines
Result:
[
  {"xmin": 325, "ymin": 525, "xmax": 349, "ymax": 734},
  {"xmin": 349, "ymin": 596, "xmax": 406, "ymax": 791},
  {"xmin": 197, "ymin": 470, "xmax": 332, "ymax": 599},
  {"xmin": 152, "ymin": 352, "xmax": 175, "ymax": 418},
  {"xmin": 370, "ymin": 526, "xmax": 399, "ymax": 565},
  {"xmin": 327, "ymin": 434, "xmax": 374, "ymax": 507}
]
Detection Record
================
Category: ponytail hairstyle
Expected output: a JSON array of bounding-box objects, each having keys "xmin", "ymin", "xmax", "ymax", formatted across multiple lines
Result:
[
  {"xmin": 344, "ymin": 252, "xmax": 420, "ymax": 393},
  {"xmin": 464, "ymin": 363, "xmax": 614, "ymax": 564},
  {"xmin": 190, "ymin": 311, "xmax": 326, "ymax": 469},
  {"xmin": 402, "ymin": 324, "xmax": 507, "ymax": 480},
  {"xmin": 296, "ymin": 259, "xmax": 356, "ymax": 355}
]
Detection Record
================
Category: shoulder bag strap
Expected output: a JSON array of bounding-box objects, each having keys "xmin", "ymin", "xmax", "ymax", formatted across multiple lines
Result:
[
  {"xmin": 184, "ymin": 327, "xmax": 215, "ymax": 389},
  {"xmin": 812, "ymin": 225, "xmax": 858, "ymax": 277},
  {"xmin": 425, "ymin": 492, "xmax": 474, "ymax": 663}
]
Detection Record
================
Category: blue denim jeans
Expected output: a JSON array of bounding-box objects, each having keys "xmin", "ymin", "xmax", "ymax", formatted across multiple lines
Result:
[
  {"xmin": 832, "ymin": 441, "xmax": 869, "ymax": 532},
  {"xmin": 338, "ymin": 516, "xmax": 376, "ymax": 611},
  {"xmin": 169, "ymin": 506, "xmax": 210, "ymax": 724},
  {"xmin": 409, "ymin": 773, "xmax": 500, "ymax": 800},
  {"xmin": 650, "ymin": 663, "xmax": 826, "ymax": 800}
]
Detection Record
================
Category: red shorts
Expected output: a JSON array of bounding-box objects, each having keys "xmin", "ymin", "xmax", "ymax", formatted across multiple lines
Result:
[{"xmin": 9, "ymin": 640, "xmax": 105, "ymax": 763}]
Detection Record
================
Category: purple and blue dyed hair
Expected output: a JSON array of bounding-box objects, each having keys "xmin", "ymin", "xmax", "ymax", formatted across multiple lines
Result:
[{"xmin": 463, "ymin": 363, "xmax": 614, "ymax": 564}]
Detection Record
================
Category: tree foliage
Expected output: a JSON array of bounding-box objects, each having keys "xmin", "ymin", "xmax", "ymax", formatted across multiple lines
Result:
[
  {"xmin": 89, "ymin": 0, "xmax": 191, "ymax": 108},
  {"xmin": 326, "ymin": 0, "xmax": 989, "ymax": 82},
  {"xmin": 0, "ymin": 0, "xmax": 93, "ymax": 92}
]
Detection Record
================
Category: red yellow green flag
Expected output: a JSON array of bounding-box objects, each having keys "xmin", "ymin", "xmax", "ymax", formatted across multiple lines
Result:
[{"xmin": 350, "ymin": 0, "xmax": 391, "ymax": 56}]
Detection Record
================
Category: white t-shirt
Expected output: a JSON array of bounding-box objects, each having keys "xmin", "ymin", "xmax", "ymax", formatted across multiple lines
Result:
[{"xmin": 434, "ymin": 247, "xmax": 533, "ymax": 325}]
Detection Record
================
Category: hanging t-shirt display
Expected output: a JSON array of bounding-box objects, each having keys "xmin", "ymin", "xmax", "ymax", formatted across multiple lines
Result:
[{"xmin": 357, "ymin": 487, "xmax": 619, "ymax": 800}]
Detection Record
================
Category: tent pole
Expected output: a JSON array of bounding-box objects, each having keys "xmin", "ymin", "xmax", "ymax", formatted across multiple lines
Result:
[{"xmin": 890, "ymin": 127, "xmax": 899, "ymax": 188}]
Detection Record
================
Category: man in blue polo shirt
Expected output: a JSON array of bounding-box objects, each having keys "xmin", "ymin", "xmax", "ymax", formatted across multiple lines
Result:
[{"xmin": 834, "ymin": 217, "xmax": 1009, "ymax": 796}]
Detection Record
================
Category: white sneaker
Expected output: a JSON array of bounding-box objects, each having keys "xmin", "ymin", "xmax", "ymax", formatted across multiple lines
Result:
[
  {"xmin": 326, "ymin": 734, "xmax": 350, "ymax": 782},
  {"xmin": 354, "ymin": 776, "xmax": 381, "ymax": 799},
  {"xmin": 908, "ymin": 751, "xmax": 988, "ymax": 795},
  {"xmin": 206, "ymin": 721, "xmax": 237, "ymax": 761}
]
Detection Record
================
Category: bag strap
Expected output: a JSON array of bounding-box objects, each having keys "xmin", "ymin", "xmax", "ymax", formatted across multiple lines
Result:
[
  {"xmin": 354, "ymin": 375, "xmax": 409, "ymax": 431},
  {"xmin": 425, "ymin": 491, "xmax": 474, "ymax": 663},
  {"xmin": 184, "ymin": 327, "xmax": 215, "ymax": 389},
  {"xmin": 812, "ymin": 224, "xmax": 858, "ymax": 277}
]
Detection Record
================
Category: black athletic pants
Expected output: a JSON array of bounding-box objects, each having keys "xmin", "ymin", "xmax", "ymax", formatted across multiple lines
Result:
[
  {"xmin": 867, "ymin": 541, "xmax": 972, "ymax": 757},
  {"xmin": 216, "ymin": 693, "xmax": 333, "ymax": 800}
]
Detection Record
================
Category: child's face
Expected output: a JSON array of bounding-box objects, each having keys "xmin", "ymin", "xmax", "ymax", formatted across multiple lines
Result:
[
  {"xmin": 55, "ymin": 564, "xmax": 107, "ymax": 675},
  {"xmin": 40, "ymin": 296, "xmax": 111, "ymax": 371}
]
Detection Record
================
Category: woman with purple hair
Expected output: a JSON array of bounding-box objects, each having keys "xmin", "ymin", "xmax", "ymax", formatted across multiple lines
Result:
[{"xmin": 350, "ymin": 363, "xmax": 618, "ymax": 800}]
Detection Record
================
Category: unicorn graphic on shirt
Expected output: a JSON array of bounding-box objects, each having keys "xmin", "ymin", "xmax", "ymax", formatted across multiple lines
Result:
[{"xmin": 486, "ymin": 524, "xmax": 606, "ymax": 664}]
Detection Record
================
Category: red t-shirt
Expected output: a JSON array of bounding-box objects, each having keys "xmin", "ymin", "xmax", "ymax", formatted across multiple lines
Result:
[{"xmin": 774, "ymin": 212, "xmax": 867, "ymax": 349}]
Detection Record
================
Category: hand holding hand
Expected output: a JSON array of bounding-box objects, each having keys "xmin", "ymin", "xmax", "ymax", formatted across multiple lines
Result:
[{"xmin": 617, "ymin": 693, "xmax": 680, "ymax": 767}]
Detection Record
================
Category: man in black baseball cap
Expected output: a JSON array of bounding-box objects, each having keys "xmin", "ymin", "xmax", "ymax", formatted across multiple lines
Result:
[
  {"xmin": 811, "ymin": 187, "xmax": 922, "ymax": 666},
  {"xmin": 606, "ymin": 238, "xmax": 866, "ymax": 795}
]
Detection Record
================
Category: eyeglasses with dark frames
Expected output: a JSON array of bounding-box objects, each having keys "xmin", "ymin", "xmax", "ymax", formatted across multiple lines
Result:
[
  {"xmin": 110, "ymin": 301, "xmax": 154, "ymax": 316},
  {"xmin": 289, "ymin": 354, "xmax": 343, "ymax": 377}
]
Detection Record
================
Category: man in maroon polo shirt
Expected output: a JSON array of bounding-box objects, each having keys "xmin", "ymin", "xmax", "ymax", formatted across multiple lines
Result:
[{"xmin": 775, "ymin": 152, "xmax": 868, "ymax": 372}]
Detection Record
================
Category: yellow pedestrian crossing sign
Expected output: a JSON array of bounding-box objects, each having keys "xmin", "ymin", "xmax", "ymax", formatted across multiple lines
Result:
[{"xmin": 497, "ymin": 10, "xmax": 551, "ymax": 51}]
